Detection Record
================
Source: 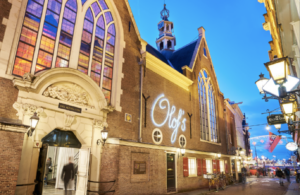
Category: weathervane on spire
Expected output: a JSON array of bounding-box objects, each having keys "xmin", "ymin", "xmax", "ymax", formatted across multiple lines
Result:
[{"xmin": 160, "ymin": 4, "xmax": 169, "ymax": 21}]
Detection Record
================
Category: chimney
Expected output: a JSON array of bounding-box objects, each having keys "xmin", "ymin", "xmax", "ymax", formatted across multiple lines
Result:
[{"xmin": 198, "ymin": 26, "xmax": 205, "ymax": 38}]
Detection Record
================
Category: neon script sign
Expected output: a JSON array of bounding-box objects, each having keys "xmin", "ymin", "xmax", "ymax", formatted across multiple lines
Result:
[{"xmin": 151, "ymin": 94, "xmax": 187, "ymax": 143}]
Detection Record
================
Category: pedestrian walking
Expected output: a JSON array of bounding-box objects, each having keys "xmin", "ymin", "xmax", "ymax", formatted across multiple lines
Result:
[
  {"xmin": 275, "ymin": 167, "xmax": 284, "ymax": 186},
  {"xmin": 241, "ymin": 166, "xmax": 247, "ymax": 184},
  {"xmin": 44, "ymin": 157, "xmax": 52, "ymax": 185},
  {"xmin": 283, "ymin": 167, "xmax": 290, "ymax": 183},
  {"xmin": 61, "ymin": 157, "xmax": 75, "ymax": 195}
]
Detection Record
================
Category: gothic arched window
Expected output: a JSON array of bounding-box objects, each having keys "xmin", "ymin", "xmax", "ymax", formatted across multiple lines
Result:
[
  {"xmin": 78, "ymin": 1, "xmax": 115, "ymax": 103},
  {"xmin": 198, "ymin": 69, "xmax": 218, "ymax": 142},
  {"xmin": 12, "ymin": 0, "xmax": 116, "ymax": 104}
]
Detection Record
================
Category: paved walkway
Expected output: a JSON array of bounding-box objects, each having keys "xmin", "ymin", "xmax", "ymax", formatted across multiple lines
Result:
[{"xmin": 173, "ymin": 177, "xmax": 299, "ymax": 195}]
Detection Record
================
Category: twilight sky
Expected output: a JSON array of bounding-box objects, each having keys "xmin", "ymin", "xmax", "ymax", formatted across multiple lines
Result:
[{"xmin": 127, "ymin": 0, "xmax": 294, "ymax": 160}]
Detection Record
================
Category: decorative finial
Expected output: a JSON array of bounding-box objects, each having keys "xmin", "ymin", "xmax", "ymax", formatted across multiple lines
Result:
[{"xmin": 160, "ymin": 4, "xmax": 169, "ymax": 21}]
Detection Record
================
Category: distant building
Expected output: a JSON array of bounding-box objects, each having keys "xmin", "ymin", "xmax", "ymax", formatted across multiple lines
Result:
[{"xmin": 258, "ymin": 0, "xmax": 300, "ymax": 162}]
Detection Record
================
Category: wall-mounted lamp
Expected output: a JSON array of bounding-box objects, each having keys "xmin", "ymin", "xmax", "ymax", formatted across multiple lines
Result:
[
  {"xmin": 97, "ymin": 127, "xmax": 109, "ymax": 146},
  {"xmin": 27, "ymin": 112, "xmax": 40, "ymax": 136},
  {"xmin": 217, "ymin": 153, "xmax": 221, "ymax": 159},
  {"xmin": 264, "ymin": 56, "xmax": 288, "ymax": 85},
  {"xmin": 180, "ymin": 146, "xmax": 185, "ymax": 156}
]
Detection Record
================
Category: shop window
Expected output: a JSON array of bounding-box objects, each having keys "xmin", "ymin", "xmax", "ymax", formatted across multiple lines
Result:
[
  {"xmin": 198, "ymin": 69, "xmax": 218, "ymax": 143},
  {"xmin": 152, "ymin": 128, "xmax": 163, "ymax": 144},
  {"xmin": 206, "ymin": 159, "xmax": 212, "ymax": 173},
  {"xmin": 179, "ymin": 135, "xmax": 186, "ymax": 147},
  {"xmin": 188, "ymin": 158, "xmax": 197, "ymax": 177},
  {"xmin": 220, "ymin": 160, "xmax": 225, "ymax": 173}
]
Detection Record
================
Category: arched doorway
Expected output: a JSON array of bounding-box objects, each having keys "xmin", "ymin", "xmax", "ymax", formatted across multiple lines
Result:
[{"xmin": 34, "ymin": 129, "xmax": 87, "ymax": 195}]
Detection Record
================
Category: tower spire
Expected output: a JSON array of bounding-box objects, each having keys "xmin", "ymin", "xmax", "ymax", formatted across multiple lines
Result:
[
  {"xmin": 156, "ymin": 3, "xmax": 176, "ymax": 55},
  {"xmin": 160, "ymin": 4, "xmax": 169, "ymax": 21}
]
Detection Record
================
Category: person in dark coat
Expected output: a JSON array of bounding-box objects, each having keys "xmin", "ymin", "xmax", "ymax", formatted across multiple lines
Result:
[
  {"xmin": 284, "ymin": 167, "xmax": 291, "ymax": 183},
  {"xmin": 61, "ymin": 157, "xmax": 75, "ymax": 195},
  {"xmin": 44, "ymin": 157, "xmax": 52, "ymax": 185},
  {"xmin": 275, "ymin": 167, "xmax": 284, "ymax": 186}
]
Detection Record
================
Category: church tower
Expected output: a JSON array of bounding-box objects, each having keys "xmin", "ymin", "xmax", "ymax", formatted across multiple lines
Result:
[{"xmin": 156, "ymin": 4, "xmax": 176, "ymax": 57}]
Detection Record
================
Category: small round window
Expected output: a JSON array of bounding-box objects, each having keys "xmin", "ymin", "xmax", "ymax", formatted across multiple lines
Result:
[
  {"xmin": 152, "ymin": 128, "xmax": 163, "ymax": 144},
  {"xmin": 179, "ymin": 135, "xmax": 186, "ymax": 147}
]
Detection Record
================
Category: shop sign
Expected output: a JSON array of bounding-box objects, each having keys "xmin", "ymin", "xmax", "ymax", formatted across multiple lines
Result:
[
  {"xmin": 267, "ymin": 114, "xmax": 286, "ymax": 125},
  {"xmin": 286, "ymin": 142, "xmax": 298, "ymax": 151},
  {"xmin": 151, "ymin": 94, "xmax": 187, "ymax": 144},
  {"xmin": 58, "ymin": 103, "xmax": 81, "ymax": 113}
]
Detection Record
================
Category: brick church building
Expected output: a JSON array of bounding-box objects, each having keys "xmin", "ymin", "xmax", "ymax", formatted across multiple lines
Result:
[{"xmin": 0, "ymin": 0, "xmax": 245, "ymax": 194}]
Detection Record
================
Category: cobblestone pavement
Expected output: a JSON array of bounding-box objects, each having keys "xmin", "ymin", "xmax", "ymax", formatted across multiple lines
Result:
[
  {"xmin": 210, "ymin": 177, "xmax": 289, "ymax": 195},
  {"xmin": 174, "ymin": 177, "xmax": 300, "ymax": 195}
]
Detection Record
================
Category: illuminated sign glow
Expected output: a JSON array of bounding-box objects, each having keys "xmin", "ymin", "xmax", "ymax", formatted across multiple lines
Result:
[
  {"xmin": 151, "ymin": 94, "xmax": 187, "ymax": 143},
  {"xmin": 285, "ymin": 142, "xmax": 298, "ymax": 151}
]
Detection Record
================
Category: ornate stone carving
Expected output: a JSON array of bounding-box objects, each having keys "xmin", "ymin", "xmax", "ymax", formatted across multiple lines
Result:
[
  {"xmin": 43, "ymin": 83, "xmax": 94, "ymax": 108},
  {"xmin": 22, "ymin": 72, "xmax": 35, "ymax": 82},
  {"xmin": 13, "ymin": 102, "xmax": 44, "ymax": 116},
  {"xmin": 102, "ymin": 105, "xmax": 115, "ymax": 113},
  {"xmin": 93, "ymin": 119, "xmax": 108, "ymax": 129},
  {"xmin": 64, "ymin": 113, "xmax": 75, "ymax": 130}
]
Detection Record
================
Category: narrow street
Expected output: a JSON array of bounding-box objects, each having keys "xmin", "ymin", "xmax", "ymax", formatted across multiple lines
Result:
[
  {"xmin": 175, "ymin": 177, "xmax": 300, "ymax": 195},
  {"xmin": 212, "ymin": 177, "xmax": 289, "ymax": 195}
]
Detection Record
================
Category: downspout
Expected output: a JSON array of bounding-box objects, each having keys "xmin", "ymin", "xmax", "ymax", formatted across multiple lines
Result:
[
  {"xmin": 224, "ymin": 100, "xmax": 229, "ymax": 154},
  {"xmin": 138, "ymin": 53, "xmax": 146, "ymax": 142}
]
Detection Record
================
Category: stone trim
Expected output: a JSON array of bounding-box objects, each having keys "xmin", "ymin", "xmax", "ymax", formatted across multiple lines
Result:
[
  {"xmin": 106, "ymin": 138, "xmax": 234, "ymax": 157},
  {"xmin": 0, "ymin": 122, "xmax": 29, "ymax": 133}
]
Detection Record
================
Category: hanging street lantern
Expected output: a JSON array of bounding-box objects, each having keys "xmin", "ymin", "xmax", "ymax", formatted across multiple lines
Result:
[
  {"xmin": 255, "ymin": 73, "xmax": 269, "ymax": 94},
  {"xmin": 280, "ymin": 100, "xmax": 297, "ymax": 115},
  {"xmin": 274, "ymin": 124, "xmax": 281, "ymax": 130},
  {"xmin": 264, "ymin": 56, "xmax": 288, "ymax": 85}
]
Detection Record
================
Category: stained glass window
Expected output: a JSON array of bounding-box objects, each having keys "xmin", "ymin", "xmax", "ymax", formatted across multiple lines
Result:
[
  {"xmin": 104, "ymin": 12, "xmax": 113, "ymax": 24},
  {"xmin": 99, "ymin": 0, "xmax": 108, "ymax": 10},
  {"xmin": 91, "ymin": 2, "xmax": 101, "ymax": 17},
  {"xmin": 198, "ymin": 70, "xmax": 218, "ymax": 142},
  {"xmin": 78, "ymin": 8, "xmax": 94, "ymax": 75},
  {"xmin": 56, "ymin": 0, "xmax": 77, "ymax": 68},
  {"xmin": 13, "ymin": 0, "xmax": 45, "ymax": 76},
  {"xmin": 13, "ymin": 0, "xmax": 115, "ymax": 104},
  {"xmin": 34, "ymin": 0, "xmax": 61, "ymax": 73}
]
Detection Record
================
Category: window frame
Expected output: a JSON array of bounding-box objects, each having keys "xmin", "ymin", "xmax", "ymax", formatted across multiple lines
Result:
[
  {"xmin": 205, "ymin": 159, "xmax": 212, "ymax": 174},
  {"xmin": 179, "ymin": 134, "xmax": 187, "ymax": 147},
  {"xmin": 188, "ymin": 157, "xmax": 197, "ymax": 177},
  {"xmin": 152, "ymin": 128, "xmax": 163, "ymax": 145},
  {"xmin": 237, "ymin": 161, "xmax": 241, "ymax": 173},
  {"xmin": 219, "ymin": 159, "xmax": 225, "ymax": 173},
  {"xmin": 198, "ymin": 69, "xmax": 219, "ymax": 143}
]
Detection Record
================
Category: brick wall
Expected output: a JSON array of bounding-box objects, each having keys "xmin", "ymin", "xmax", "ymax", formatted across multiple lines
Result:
[
  {"xmin": 0, "ymin": 0, "xmax": 12, "ymax": 43},
  {"xmin": 0, "ymin": 78, "xmax": 19, "ymax": 119},
  {"xmin": 106, "ymin": 0, "xmax": 141, "ymax": 141},
  {"xmin": 0, "ymin": 130, "xmax": 24, "ymax": 195},
  {"xmin": 100, "ymin": 144, "xmax": 231, "ymax": 194}
]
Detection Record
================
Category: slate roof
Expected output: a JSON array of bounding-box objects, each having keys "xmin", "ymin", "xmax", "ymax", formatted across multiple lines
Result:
[
  {"xmin": 146, "ymin": 44, "xmax": 170, "ymax": 65},
  {"xmin": 146, "ymin": 37, "xmax": 201, "ymax": 74},
  {"xmin": 169, "ymin": 40, "xmax": 198, "ymax": 73}
]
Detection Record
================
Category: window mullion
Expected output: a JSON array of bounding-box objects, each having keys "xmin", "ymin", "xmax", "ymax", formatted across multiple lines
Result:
[
  {"xmin": 88, "ymin": 17, "xmax": 97, "ymax": 76},
  {"xmin": 51, "ymin": 1, "xmax": 65, "ymax": 68},
  {"xmin": 30, "ymin": 0, "xmax": 49, "ymax": 74},
  {"xmin": 206, "ymin": 82, "xmax": 211, "ymax": 142},
  {"xmin": 99, "ymin": 14, "xmax": 107, "ymax": 90}
]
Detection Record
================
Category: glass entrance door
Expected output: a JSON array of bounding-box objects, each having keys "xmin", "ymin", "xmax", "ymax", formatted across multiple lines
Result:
[{"xmin": 167, "ymin": 153, "xmax": 176, "ymax": 193}]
